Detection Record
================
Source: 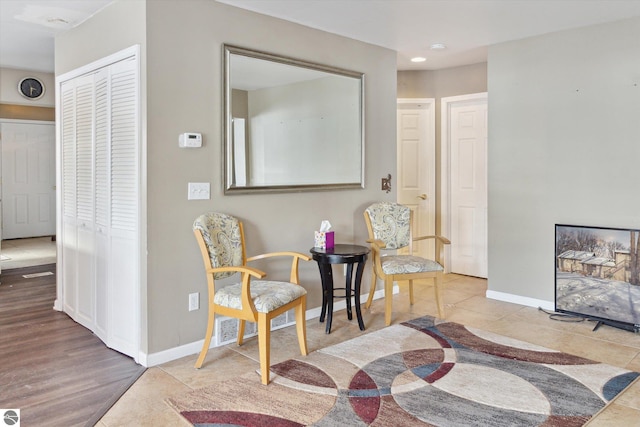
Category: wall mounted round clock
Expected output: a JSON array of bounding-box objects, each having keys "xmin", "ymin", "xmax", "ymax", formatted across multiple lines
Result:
[{"xmin": 18, "ymin": 77, "xmax": 45, "ymax": 100}]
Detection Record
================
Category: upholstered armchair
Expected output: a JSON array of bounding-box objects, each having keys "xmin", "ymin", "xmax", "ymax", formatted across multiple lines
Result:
[
  {"xmin": 363, "ymin": 202, "xmax": 450, "ymax": 325},
  {"xmin": 192, "ymin": 212, "xmax": 310, "ymax": 384}
]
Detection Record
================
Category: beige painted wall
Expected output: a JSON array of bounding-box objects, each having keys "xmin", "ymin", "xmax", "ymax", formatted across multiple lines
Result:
[
  {"xmin": 397, "ymin": 63, "xmax": 487, "ymax": 99},
  {"xmin": 487, "ymin": 17, "xmax": 640, "ymax": 303},
  {"xmin": 56, "ymin": 0, "xmax": 397, "ymax": 356},
  {"xmin": 0, "ymin": 67, "xmax": 55, "ymax": 107}
]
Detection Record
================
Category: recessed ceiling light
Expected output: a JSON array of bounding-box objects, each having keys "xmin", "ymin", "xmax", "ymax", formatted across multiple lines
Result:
[
  {"xmin": 430, "ymin": 43, "xmax": 447, "ymax": 50},
  {"xmin": 411, "ymin": 57, "xmax": 427, "ymax": 63}
]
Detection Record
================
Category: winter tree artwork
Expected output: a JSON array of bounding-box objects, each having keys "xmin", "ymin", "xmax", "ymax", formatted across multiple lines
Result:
[{"xmin": 555, "ymin": 224, "xmax": 640, "ymax": 331}]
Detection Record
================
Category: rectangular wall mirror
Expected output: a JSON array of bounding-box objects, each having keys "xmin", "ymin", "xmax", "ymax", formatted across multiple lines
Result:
[{"xmin": 224, "ymin": 45, "xmax": 365, "ymax": 194}]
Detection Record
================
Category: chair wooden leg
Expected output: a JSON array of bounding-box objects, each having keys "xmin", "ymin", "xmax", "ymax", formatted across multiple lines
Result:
[
  {"xmin": 295, "ymin": 297, "xmax": 308, "ymax": 356},
  {"xmin": 409, "ymin": 279, "xmax": 414, "ymax": 305},
  {"xmin": 258, "ymin": 312, "xmax": 271, "ymax": 385},
  {"xmin": 434, "ymin": 275, "xmax": 445, "ymax": 319},
  {"xmin": 365, "ymin": 272, "xmax": 377, "ymax": 309},
  {"xmin": 237, "ymin": 319, "xmax": 246, "ymax": 346},
  {"xmin": 195, "ymin": 306, "xmax": 215, "ymax": 369},
  {"xmin": 384, "ymin": 278, "xmax": 393, "ymax": 326}
]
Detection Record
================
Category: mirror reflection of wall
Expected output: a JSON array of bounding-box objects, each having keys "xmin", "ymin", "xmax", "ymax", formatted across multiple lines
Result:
[
  {"xmin": 225, "ymin": 45, "xmax": 364, "ymax": 193},
  {"xmin": 247, "ymin": 75, "xmax": 360, "ymax": 186}
]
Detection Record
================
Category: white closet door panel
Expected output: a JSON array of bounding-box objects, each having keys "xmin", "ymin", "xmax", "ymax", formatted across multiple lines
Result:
[
  {"xmin": 61, "ymin": 82, "xmax": 77, "ymax": 218},
  {"xmin": 61, "ymin": 220, "xmax": 77, "ymax": 316},
  {"xmin": 110, "ymin": 59, "xmax": 138, "ymax": 232},
  {"xmin": 93, "ymin": 68, "xmax": 110, "ymax": 342},
  {"xmin": 94, "ymin": 231, "xmax": 109, "ymax": 341},
  {"xmin": 75, "ymin": 223, "xmax": 95, "ymax": 329},
  {"xmin": 108, "ymin": 233, "xmax": 137, "ymax": 356},
  {"xmin": 95, "ymin": 69, "xmax": 110, "ymax": 228},
  {"xmin": 107, "ymin": 58, "xmax": 139, "ymax": 357},
  {"xmin": 75, "ymin": 76, "xmax": 95, "ymax": 223},
  {"xmin": 61, "ymin": 80, "xmax": 79, "ymax": 320}
]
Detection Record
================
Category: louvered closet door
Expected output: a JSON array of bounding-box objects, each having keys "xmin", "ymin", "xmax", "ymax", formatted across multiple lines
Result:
[
  {"xmin": 59, "ymin": 49, "xmax": 140, "ymax": 360},
  {"xmin": 75, "ymin": 74, "xmax": 97, "ymax": 330},
  {"xmin": 106, "ymin": 57, "xmax": 138, "ymax": 356},
  {"xmin": 60, "ymin": 80, "xmax": 78, "ymax": 318},
  {"xmin": 60, "ymin": 73, "xmax": 96, "ymax": 329},
  {"xmin": 94, "ymin": 68, "xmax": 109, "ymax": 341}
]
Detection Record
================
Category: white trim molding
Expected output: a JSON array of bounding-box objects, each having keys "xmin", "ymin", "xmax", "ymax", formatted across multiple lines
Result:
[{"xmin": 486, "ymin": 290, "xmax": 554, "ymax": 311}]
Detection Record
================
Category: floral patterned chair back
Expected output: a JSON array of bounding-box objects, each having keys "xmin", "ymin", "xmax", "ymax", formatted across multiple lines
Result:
[
  {"xmin": 364, "ymin": 202, "xmax": 411, "ymax": 249},
  {"xmin": 193, "ymin": 212, "xmax": 244, "ymax": 280}
]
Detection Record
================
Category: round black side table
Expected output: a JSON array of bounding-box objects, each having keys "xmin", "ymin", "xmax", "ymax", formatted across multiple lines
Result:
[{"xmin": 310, "ymin": 244, "xmax": 369, "ymax": 334}]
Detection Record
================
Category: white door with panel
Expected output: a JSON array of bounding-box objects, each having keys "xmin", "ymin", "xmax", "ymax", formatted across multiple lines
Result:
[
  {"xmin": 0, "ymin": 120, "xmax": 56, "ymax": 239},
  {"xmin": 58, "ymin": 48, "xmax": 140, "ymax": 360},
  {"xmin": 441, "ymin": 93, "xmax": 488, "ymax": 278},
  {"xmin": 397, "ymin": 99, "xmax": 436, "ymax": 259}
]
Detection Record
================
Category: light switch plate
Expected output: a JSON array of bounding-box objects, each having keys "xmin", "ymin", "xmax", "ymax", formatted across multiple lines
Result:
[{"xmin": 188, "ymin": 182, "xmax": 210, "ymax": 200}]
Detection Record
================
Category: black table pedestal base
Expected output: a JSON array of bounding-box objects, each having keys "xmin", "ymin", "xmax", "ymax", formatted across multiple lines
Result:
[{"xmin": 311, "ymin": 244, "xmax": 369, "ymax": 334}]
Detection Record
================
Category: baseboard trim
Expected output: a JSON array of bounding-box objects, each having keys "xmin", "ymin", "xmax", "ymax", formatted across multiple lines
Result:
[
  {"xmin": 141, "ymin": 286, "xmax": 396, "ymax": 367},
  {"xmin": 486, "ymin": 290, "xmax": 554, "ymax": 311}
]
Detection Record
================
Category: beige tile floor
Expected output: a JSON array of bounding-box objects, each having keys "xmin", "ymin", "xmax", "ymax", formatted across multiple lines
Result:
[
  {"xmin": 98, "ymin": 274, "xmax": 640, "ymax": 426},
  {"xmin": 1, "ymin": 236, "xmax": 57, "ymax": 270}
]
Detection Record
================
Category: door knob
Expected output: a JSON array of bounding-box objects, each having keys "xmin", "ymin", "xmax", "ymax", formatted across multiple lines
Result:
[{"xmin": 417, "ymin": 194, "xmax": 427, "ymax": 200}]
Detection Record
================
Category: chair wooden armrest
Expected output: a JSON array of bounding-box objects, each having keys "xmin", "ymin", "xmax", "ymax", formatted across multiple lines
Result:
[
  {"xmin": 206, "ymin": 265, "xmax": 266, "ymax": 279},
  {"xmin": 247, "ymin": 251, "xmax": 311, "ymax": 284},
  {"xmin": 366, "ymin": 239, "xmax": 387, "ymax": 250},
  {"xmin": 413, "ymin": 235, "xmax": 451, "ymax": 245},
  {"xmin": 247, "ymin": 251, "xmax": 311, "ymax": 262},
  {"xmin": 412, "ymin": 235, "xmax": 450, "ymax": 266}
]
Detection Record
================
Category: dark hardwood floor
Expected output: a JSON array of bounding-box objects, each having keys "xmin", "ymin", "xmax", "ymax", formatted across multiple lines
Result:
[{"xmin": 0, "ymin": 264, "xmax": 145, "ymax": 427}]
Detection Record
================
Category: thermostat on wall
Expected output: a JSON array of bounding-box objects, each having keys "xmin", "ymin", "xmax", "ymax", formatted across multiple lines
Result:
[{"xmin": 179, "ymin": 132, "xmax": 202, "ymax": 148}]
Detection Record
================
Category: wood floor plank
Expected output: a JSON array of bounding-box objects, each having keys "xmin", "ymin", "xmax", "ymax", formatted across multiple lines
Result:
[{"xmin": 0, "ymin": 264, "xmax": 146, "ymax": 426}]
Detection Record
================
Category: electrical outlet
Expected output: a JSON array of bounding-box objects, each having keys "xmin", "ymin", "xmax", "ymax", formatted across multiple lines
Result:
[{"xmin": 188, "ymin": 292, "xmax": 199, "ymax": 311}]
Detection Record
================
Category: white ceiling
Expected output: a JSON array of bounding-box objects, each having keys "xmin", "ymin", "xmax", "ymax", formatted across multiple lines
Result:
[
  {"xmin": 3, "ymin": 0, "xmax": 640, "ymax": 73},
  {"xmin": 0, "ymin": 0, "xmax": 113, "ymax": 72}
]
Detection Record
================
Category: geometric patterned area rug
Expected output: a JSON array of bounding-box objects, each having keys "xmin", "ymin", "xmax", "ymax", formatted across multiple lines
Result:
[{"xmin": 167, "ymin": 316, "xmax": 639, "ymax": 426}]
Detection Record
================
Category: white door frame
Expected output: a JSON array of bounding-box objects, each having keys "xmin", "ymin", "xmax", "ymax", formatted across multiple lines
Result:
[{"xmin": 440, "ymin": 92, "xmax": 488, "ymax": 273}]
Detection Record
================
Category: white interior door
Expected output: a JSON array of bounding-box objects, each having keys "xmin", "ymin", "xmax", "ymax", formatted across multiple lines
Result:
[
  {"xmin": 441, "ymin": 93, "xmax": 488, "ymax": 278},
  {"xmin": 0, "ymin": 120, "xmax": 56, "ymax": 239},
  {"xmin": 397, "ymin": 99, "xmax": 436, "ymax": 259}
]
